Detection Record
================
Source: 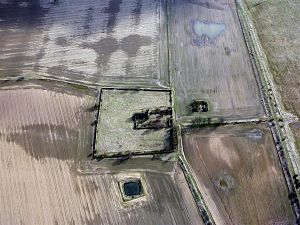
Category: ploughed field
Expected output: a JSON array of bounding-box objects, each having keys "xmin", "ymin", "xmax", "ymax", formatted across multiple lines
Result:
[
  {"xmin": 0, "ymin": 0, "xmax": 297, "ymax": 224},
  {"xmin": 0, "ymin": 0, "xmax": 168, "ymax": 87},
  {"xmin": 0, "ymin": 80, "xmax": 203, "ymax": 225},
  {"xmin": 169, "ymin": 0, "xmax": 264, "ymax": 120},
  {"xmin": 183, "ymin": 124, "xmax": 295, "ymax": 225}
]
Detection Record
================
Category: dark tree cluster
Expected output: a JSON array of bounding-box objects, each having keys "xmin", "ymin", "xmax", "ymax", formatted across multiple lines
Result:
[
  {"xmin": 191, "ymin": 100, "xmax": 209, "ymax": 113},
  {"xmin": 294, "ymin": 174, "xmax": 300, "ymax": 190},
  {"xmin": 131, "ymin": 107, "xmax": 172, "ymax": 129}
]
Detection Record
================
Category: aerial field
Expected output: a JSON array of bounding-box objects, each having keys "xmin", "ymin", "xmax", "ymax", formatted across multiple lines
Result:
[
  {"xmin": 169, "ymin": 0, "xmax": 264, "ymax": 120},
  {"xmin": 245, "ymin": 0, "xmax": 300, "ymax": 118},
  {"xmin": 244, "ymin": 0, "xmax": 300, "ymax": 152},
  {"xmin": 0, "ymin": 0, "xmax": 168, "ymax": 87},
  {"xmin": 182, "ymin": 124, "xmax": 295, "ymax": 225},
  {"xmin": 0, "ymin": 80, "xmax": 202, "ymax": 225},
  {"xmin": 95, "ymin": 89, "xmax": 172, "ymax": 157}
]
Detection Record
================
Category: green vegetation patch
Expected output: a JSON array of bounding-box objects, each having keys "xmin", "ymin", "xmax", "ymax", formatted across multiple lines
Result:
[{"xmin": 94, "ymin": 89, "xmax": 173, "ymax": 157}]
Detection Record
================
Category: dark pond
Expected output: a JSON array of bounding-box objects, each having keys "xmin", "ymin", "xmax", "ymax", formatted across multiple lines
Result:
[{"xmin": 123, "ymin": 180, "xmax": 143, "ymax": 197}]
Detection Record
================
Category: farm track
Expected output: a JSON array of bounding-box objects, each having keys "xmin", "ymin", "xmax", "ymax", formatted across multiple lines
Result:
[{"xmin": 236, "ymin": 0, "xmax": 300, "ymax": 221}]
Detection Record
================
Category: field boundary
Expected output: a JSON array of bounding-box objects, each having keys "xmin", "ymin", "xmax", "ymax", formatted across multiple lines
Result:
[
  {"xmin": 96, "ymin": 87, "xmax": 171, "ymax": 92},
  {"xmin": 178, "ymin": 158, "xmax": 214, "ymax": 225},
  {"xmin": 91, "ymin": 87, "xmax": 176, "ymax": 160},
  {"xmin": 177, "ymin": 125, "xmax": 215, "ymax": 225},
  {"xmin": 91, "ymin": 90, "xmax": 101, "ymax": 159}
]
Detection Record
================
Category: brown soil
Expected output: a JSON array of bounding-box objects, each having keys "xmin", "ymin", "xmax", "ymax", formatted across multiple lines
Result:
[
  {"xmin": 183, "ymin": 124, "xmax": 295, "ymax": 225},
  {"xmin": 0, "ymin": 80, "xmax": 201, "ymax": 225}
]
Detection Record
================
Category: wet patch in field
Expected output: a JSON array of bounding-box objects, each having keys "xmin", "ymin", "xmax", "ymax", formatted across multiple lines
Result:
[
  {"xmin": 55, "ymin": 37, "xmax": 69, "ymax": 47},
  {"xmin": 191, "ymin": 20, "xmax": 226, "ymax": 47},
  {"xmin": 120, "ymin": 34, "xmax": 152, "ymax": 57},
  {"xmin": 245, "ymin": 128, "xmax": 264, "ymax": 141}
]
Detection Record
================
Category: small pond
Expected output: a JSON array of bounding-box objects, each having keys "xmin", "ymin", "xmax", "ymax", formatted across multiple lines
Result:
[{"xmin": 123, "ymin": 180, "xmax": 143, "ymax": 197}]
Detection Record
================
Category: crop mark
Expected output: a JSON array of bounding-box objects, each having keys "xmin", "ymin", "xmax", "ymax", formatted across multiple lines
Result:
[
  {"xmin": 215, "ymin": 172, "xmax": 235, "ymax": 192},
  {"xmin": 6, "ymin": 124, "xmax": 78, "ymax": 160},
  {"xmin": 120, "ymin": 34, "xmax": 152, "ymax": 57},
  {"xmin": 83, "ymin": 7, "xmax": 94, "ymax": 34},
  {"xmin": 83, "ymin": 34, "xmax": 151, "ymax": 72},
  {"xmin": 85, "ymin": 37, "xmax": 119, "ymax": 71},
  {"xmin": 131, "ymin": 0, "xmax": 142, "ymax": 26},
  {"xmin": 55, "ymin": 37, "xmax": 68, "ymax": 47},
  {"xmin": 103, "ymin": 0, "xmax": 123, "ymax": 34}
]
